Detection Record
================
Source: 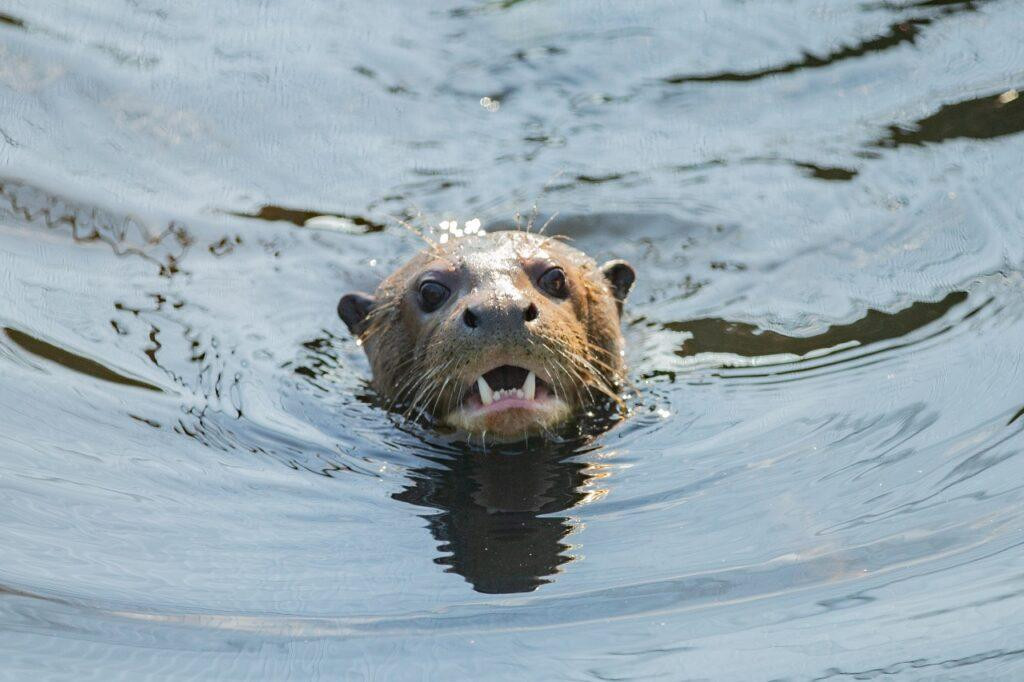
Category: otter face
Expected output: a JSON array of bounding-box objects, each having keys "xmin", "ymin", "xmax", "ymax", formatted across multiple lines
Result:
[{"xmin": 339, "ymin": 231, "xmax": 634, "ymax": 443}]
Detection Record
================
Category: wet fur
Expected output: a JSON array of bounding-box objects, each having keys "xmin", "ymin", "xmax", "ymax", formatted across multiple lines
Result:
[{"xmin": 345, "ymin": 231, "xmax": 631, "ymax": 439}]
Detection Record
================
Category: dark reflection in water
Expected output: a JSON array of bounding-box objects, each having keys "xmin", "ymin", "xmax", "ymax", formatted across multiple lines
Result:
[
  {"xmin": 449, "ymin": 0, "xmax": 534, "ymax": 18},
  {"xmin": 792, "ymin": 161, "xmax": 859, "ymax": 182},
  {"xmin": 865, "ymin": 0, "xmax": 988, "ymax": 11},
  {"xmin": 873, "ymin": 87, "xmax": 1024, "ymax": 147},
  {"xmin": 229, "ymin": 204, "xmax": 386, "ymax": 232},
  {"xmin": 662, "ymin": 0, "xmax": 988, "ymax": 87},
  {"xmin": 0, "ymin": 11, "xmax": 25, "ymax": 29},
  {"xmin": 817, "ymin": 647, "xmax": 1024, "ymax": 680},
  {"xmin": 394, "ymin": 447, "xmax": 596, "ymax": 594},
  {"xmin": 665, "ymin": 21, "xmax": 926, "ymax": 85},
  {"xmin": 664, "ymin": 0, "xmax": 987, "ymax": 88},
  {"xmin": 669, "ymin": 291, "xmax": 968, "ymax": 358},
  {"xmin": 2, "ymin": 327, "xmax": 163, "ymax": 392}
]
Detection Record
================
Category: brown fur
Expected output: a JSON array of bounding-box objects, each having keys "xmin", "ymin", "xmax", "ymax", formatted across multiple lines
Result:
[{"xmin": 341, "ymin": 231, "xmax": 633, "ymax": 439}]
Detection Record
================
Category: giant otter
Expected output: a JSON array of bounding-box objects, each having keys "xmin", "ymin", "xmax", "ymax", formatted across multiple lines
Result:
[{"xmin": 338, "ymin": 230, "xmax": 635, "ymax": 442}]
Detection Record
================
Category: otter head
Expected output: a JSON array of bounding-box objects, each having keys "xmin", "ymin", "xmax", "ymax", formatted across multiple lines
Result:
[{"xmin": 338, "ymin": 230, "xmax": 635, "ymax": 442}]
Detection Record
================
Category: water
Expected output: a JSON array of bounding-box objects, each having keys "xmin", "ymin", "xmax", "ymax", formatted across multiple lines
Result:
[{"xmin": 2, "ymin": 0, "xmax": 1024, "ymax": 678}]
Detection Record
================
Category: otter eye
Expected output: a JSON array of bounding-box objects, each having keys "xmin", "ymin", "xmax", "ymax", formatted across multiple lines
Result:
[
  {"xmin": 418, "ymin": 280, "xmax": 450, "ymax": 312},
  {"xmin": 538, "ymin": 267, "xmax": 568, "ymax": 299}
]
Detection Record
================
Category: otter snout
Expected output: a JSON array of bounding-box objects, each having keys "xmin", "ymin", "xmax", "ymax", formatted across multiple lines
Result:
[{"xmin": 460, "ymin": 296, "xmax": 539, "ymax": 333}]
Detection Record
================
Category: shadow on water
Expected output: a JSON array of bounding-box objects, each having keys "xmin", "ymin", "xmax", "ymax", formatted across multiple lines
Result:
[{"xmin": 394, "ymin": 446, "xmax": 600, "ymax": 594}]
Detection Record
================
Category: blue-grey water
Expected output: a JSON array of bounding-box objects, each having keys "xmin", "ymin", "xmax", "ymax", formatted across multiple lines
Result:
[{"xmin": 2, "ymin": 0, "xmax": 1024, "ymax": 679}]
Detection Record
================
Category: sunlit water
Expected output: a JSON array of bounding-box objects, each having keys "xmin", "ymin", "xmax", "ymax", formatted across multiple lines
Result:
[{"xmin": 2, "ymin": 0, "xmax": 1024, "ymax": 679}]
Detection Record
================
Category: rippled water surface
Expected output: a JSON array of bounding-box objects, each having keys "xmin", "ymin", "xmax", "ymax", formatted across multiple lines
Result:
[{"xmin": 3, "ymin": 0, "xmax": 1024, "ymax": 679}]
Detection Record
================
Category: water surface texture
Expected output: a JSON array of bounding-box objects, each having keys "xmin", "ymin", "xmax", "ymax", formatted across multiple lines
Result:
[{"xmin": 2, "ymin": 1, "xmax": 1024, "ymax": 679}]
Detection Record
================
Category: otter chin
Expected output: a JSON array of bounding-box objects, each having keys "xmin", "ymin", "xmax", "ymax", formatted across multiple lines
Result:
[{"xmin": 338, "ymin": 229, "xmax": 635, "ymax": 443}]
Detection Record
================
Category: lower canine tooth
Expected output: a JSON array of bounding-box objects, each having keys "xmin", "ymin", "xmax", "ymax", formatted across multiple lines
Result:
[
  {"xmin": 477, "ymin": 376, "xmax": 493, "ymax": 405},
  {"xmin": 523, "ymin": 371, "xmax": 536, "ymax": 400}
]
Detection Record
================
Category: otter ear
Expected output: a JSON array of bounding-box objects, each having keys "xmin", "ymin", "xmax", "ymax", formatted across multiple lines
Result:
[
  {"xmin": 338, "ymin": 292, "xmax": 376, "ymax": 336},
  {"xmin": 600, "ymin": 260, "xmax": 635, "ymax": 310}
]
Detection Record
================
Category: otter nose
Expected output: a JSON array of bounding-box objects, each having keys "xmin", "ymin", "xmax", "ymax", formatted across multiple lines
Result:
[{"xmin": 462, "ymin": 301, "xmax": 539, "ymax": 330}]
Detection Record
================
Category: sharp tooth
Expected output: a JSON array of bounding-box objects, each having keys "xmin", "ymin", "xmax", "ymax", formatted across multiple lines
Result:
[
  {"xmin": 516, "ymin": 389, "xmax": 524, "ymax": 399},
  {"xmin": 523, "ymin": 371, "xmax": 536, "ymax": 400},
  {"xmin": 477, "ymin": 376, "xmax": 493, "ymax": 405}
]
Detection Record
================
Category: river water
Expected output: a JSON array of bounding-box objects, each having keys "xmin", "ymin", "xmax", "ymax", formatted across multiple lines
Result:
[{"xmin": 2, "ymin": 0, "xmax": 1024, "ymax": 679}]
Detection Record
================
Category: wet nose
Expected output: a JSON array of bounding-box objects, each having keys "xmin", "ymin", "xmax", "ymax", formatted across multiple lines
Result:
[{"xmin": 462, "ymin": 301, "xmax": 539, "ymax": 330}]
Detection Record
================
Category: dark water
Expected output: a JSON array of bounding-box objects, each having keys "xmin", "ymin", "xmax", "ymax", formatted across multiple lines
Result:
[{"xmin": 2, "ymin": 0, "xmax": 1024, "ymax": 679}]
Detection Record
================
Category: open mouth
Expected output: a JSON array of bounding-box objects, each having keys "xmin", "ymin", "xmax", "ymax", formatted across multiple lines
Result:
[
  {"xmin": 462, "ymin": 365, "xmax": 556, "ymax": 413},
  {"xmin": 445, "ymin": 363, "xmax": 573, "ymax": 439}
]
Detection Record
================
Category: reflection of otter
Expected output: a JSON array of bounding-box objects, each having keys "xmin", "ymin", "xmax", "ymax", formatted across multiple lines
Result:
[{"xmin": 394, "ymin": 446, "xmax": 595, "ymax": 594}]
